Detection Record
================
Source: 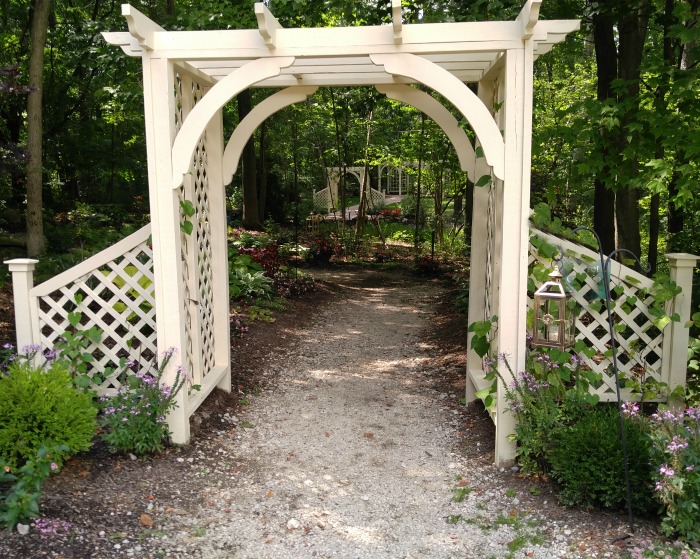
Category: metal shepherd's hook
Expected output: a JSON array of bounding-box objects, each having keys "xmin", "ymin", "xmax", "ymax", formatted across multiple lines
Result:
[{"xmin": 571, "ymin": 227, "xmax": 651, "ymax": 535}]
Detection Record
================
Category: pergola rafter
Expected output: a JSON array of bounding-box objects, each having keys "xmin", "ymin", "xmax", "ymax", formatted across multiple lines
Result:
[{"xmin": 102, "ymin": 0, "xmax": 580, "ymax": 466}]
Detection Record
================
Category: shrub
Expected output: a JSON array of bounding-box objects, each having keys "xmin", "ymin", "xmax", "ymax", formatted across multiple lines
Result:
[
  {"xmin": 549, "ymin": 405, "xmax": 655, "ymax": 513},
  {"xmin": 99, "ymin": 350, "xmax": 186, "ymax": 455},
  {"xmin": 0, "ymin": 361, "xmax": 97, "ymax": 468}
]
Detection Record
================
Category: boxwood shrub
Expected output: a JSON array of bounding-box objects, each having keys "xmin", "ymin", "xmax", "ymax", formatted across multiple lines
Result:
[
  {"xmin": 0, "ymin": 361, "xmax": 97, "ymax": 468},
  {"xmin": 549, "ymin": 405, "xmax": 655, "ymax": 514}
]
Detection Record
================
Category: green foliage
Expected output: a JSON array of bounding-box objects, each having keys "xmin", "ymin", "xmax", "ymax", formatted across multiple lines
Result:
[
  {"xmin": 477, "ymin": 343, "xmax": 600, "ymax": 473},
  {"xmin": 229, "ymin": 254, "xmax": 273, "ymax": 301},
  {"xmin": 0, "ymin": 360, "xmax": 97, "ymax": 469},
  {"xmin": 0, "ymin": 445, "xmax": 68, "ymax": 530},
  {"xmin": 467, "ymin": 316, "xmax": 497, "ymax": 365},
  {"xmin": 549, "ymin": 406, "xmax": 654, "ymax": 513},
  {"xmin": 99, "ymin": 350, "xmax": 186, "ymax": 456},
  {"xmin": 51, "ymin": 302, "xmax": 105, "ymax": 390}
]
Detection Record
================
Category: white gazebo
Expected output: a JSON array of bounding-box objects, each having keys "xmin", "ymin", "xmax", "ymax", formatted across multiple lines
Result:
[{"xmin": 101, "ymin": 0, "xmax": 579, "ymax": 465}]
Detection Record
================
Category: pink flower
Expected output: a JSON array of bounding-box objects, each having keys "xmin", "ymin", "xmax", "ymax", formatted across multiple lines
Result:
[{"xmin": 50, "ymin": 463, "xmax": 58, "ymax": 471}]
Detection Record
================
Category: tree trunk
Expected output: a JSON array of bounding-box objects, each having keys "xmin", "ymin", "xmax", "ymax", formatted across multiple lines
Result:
[
  {"xmin": 26, "ymin": 0, "xmax": 52, "ymax": 257},
  {"xmin": 591, "ymin": 11, "xmax": 617, "ymax": 255},
  {"xmin": 257, "ymin": 120, "xmax": 267, "ymax": 223},
  {"xmin": 237, "ymin": 89, "xmax": 259, "ymax": 229},
  {"xmin": 613, "ymin": 1, "xmax": 649, "ymax": 258}
]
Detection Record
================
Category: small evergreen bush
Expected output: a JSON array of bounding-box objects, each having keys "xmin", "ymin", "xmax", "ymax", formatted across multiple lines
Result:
[
  {"xmin": 0, "ymin": 361, "xmax": 97, "ymax": 468},
  {"xmin": 549, "ymin": 405, "xmax": 655, "ymax": 513}
]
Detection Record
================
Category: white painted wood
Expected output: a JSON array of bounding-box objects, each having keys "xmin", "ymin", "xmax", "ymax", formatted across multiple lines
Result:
[
  {"xmin": 466, "ymin": 75, "xmax": 496, "ymax": 404},
  {"xmin": 142, "ymin": 55, "xmax": 191, "ymax": 444},
  {"xmin": 371, "ymin": 53, "xmax": 505, "ymax": 180},
  {"xmin": 255, "ymin": 3, "xmax": 282, "ymax": 48},
  {"xmin": 104, "ymin": 1, "xmax": 581, "ymax": 460},
  {"xmin": 493, "ymin": 44, "xmax": 534, "ymax": 467},
  {"xmin": 391, "ymin": 0, "xmax": 402, "ymax": 45},
  {"xmin": 171, "ymin": 57, "xmax": 295, "ymax": 188},
  {"xmin": 122, "ymin": 4, "xmax": 163, "ymax": 49},
  {"xmin": 663, "ymin": 253, "xmax": 699, "ymax": 404},
  {"xmin": 32, "ymin": 225, "xmax": 151, "ymax": 296},
  {"xmin": 376, "ymin": 84, "xmax": 477, "ymax": 181},
  {"xmin": 517, "ymin": 0, "xmax": 542, "ymax": 39},
  {"xmin": 204, "ymin": 108, "xmax": 232, "ymax": 393},
  {"xmin": 101, "ymin": 31, "xmax": 143, "ymax": 55},
  {"xmin": 222, "ymin": 86, "xmax": 318, "ymax": 184},
  {"xmin": 5, "ymin": 259, "xmax": 39, "ymax": 352}
]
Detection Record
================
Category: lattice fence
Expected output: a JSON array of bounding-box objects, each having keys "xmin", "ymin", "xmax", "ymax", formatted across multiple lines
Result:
[
  {"xmin": 367, "ymin": 188, "xmax": 386, "ymax": 210},
  {"xmin": 174, "ymin": 66, "xmax": 216, "ymax": 385},
  {"xmin": 528, "ymin": 227, "xmax": 664, "ymax": 401},
  {"xmin": 313, "ymin": 187, "xmax": 334, "ymax": 211},
  {"xmin": 31, "ymin": 225, "xmax": 155, "ymax": 394}
]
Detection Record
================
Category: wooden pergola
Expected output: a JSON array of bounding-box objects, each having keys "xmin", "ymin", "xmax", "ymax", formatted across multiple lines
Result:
[{"xmin": 103, "ymin": 0, "xmax": 579, "ymax": 465}]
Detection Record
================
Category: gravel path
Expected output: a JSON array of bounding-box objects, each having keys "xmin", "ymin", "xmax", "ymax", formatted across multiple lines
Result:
[{"xmin": 150, "ymin": 268, "xmax": 585, "ymax": 559}]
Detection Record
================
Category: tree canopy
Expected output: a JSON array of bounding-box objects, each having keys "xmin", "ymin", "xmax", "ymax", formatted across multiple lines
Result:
[{"xmin": 0, "ymin": 0, "xmax": 698, "ymax": 270}]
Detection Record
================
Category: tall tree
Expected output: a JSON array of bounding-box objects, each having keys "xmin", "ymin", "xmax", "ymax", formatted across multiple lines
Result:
[{"xmin": 26, "ymin": 0, "xmax": 52, "ymax": 256}]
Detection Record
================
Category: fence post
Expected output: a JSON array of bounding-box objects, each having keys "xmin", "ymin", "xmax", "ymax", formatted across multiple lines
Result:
[
  {"xmin": 663, "ymin": 253, "xmax": 699, "ymax": 404},
  {"xmin": 4, "ymin": 258, "xmax": 40, "ymax": 351}
]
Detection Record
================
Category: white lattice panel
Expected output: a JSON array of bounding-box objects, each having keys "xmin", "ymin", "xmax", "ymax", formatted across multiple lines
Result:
[
  {"xmin": 33, "ymin": 226, "xmax": 155, "ymax": 393},
  {"xmin": 528, "ymin": 228, "xmax": 662, "ymax": 401},
  {"xmin": 193, "ymin": 135, "xmax": 216, "ymax": 379},
  {"xmin": 368, "ymin": 188, "xmax": 386, "ymax": 209},
  {"xmin": 314, "ymin": 187, "xmax": 333, "ymax": 210},
  {"xmin": 175, "ymin": 65, "xmax": 215, "ymax": 383}
]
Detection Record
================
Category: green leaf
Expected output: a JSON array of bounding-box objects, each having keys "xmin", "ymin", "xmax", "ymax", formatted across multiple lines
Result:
[
  {"xmin": 67, "ymin": 312, "xmax": 81, "ymax": 327},
  {"xmin": 180, "ymin": 220, "xmax": 194, "ymax": 235},
  {"xmin": 471, "ymin": 335, "xmax": 490, "ymax": 358},
  {"xmin": 475, "ymin": 174, "xmax": 491, "ymax": 187},
  {"xmin": 653, "ymin": 315, "xmax": 672, "ymax": 331},
  {"xmin": 180, "ymin": 199, "xmax": 196, "ymax": 217}
]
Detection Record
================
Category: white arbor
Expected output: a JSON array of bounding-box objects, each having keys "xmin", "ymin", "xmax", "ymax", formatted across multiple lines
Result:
[{"xmin": 99, "ymin": 0, "xmax": 579, "ymax": 465}]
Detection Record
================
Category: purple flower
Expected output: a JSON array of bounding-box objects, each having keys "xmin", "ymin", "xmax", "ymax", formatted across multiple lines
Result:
[
  {"xmin": 667, "ymin": 435, "xmax": 689, "ymax": 453},
  {"xmin": 50, "ymin": 463, "xmax": 58, "ymax": 471},
  {"xmin": 685, "ymin": 407, "xmax": 700, "ymax": 421},
  {"xmin": 21, "ymin": 344, "xmax": 42, "ymax": 355},
  {"xmin": 685, "ymin": 465, "xmax": 695, "ymax": 472},
  {"xmin": 652, "ymin": 409, "xmax": 684, "ymax": 424},
  {"xmin": 2, "ymin": 343, "xmax": 14, "ymax": 350},
  {"xmin": 621, "ymin": 402, "xmax": 640, "ymax": 417},
  {"xmin": 659, "ymin": 464, "xmax": 675, "ymax": 477}
]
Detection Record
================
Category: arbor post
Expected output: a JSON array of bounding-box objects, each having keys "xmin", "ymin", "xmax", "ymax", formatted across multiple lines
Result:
[
  {"xmin": 5, "ymin": 259, "xmax": 40, "ymax": 352},
  {"xmin": 662, "ymin": 253, "xmax": 699, "ymax": 406}
]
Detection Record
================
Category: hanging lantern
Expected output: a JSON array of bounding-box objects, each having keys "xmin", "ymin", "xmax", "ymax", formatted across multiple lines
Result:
[{"xmin": 532, "ymin": 268, "xmax": 576, "ymax": 349}]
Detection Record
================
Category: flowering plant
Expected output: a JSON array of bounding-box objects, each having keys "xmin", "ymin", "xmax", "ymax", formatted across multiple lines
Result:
[
  {"xmin": 379, "ymin": 207, "xmax": 402, "ymax": 221},
  {"xmin": 481, "ymin": 347, "xmax": 601, "ymax": 473},
  {"xmin": 306, "ymin": 237, "xmax": 340, "ymax": 263},
  {"xmin": 639, "ymin": 405, "xmax": 700, "ymax": 540},
  {"xmin": 373, "ymin": 246, "xmax": 394, "ymax": 263},
  {"xmin": 0, "ymin": 445, "xmax": 67, "ymax": 530},
  {"xmin": 99, "ymin": 349, "xmax": 186, "ymax": 456}
]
